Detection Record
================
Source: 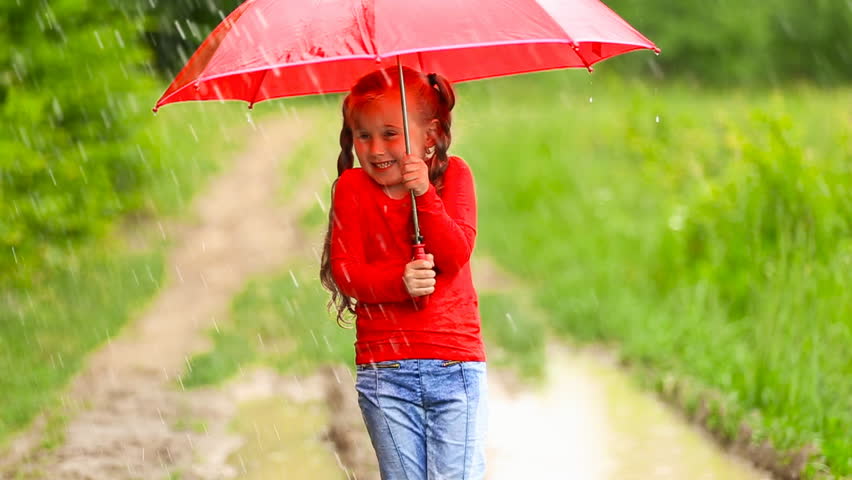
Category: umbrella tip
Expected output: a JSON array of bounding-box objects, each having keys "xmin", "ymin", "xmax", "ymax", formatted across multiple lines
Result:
[
  {"xmin": 653, "ymin": 47, "xmax": 661, "ymax": 55},
  {"xmin": 152, "ymin": 106, "xmax": 159, "ymax": 115},
  {"xmin": 586, "ymin": 66, "xmax": 594, "ymax": 74},
  {"xmin": 248, "ymin": 102, "xmax": 254, "ymax": 110}
]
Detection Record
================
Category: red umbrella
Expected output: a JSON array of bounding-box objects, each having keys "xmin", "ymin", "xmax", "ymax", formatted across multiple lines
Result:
[{"xmin": 154, "ymin": 0, "xmax": 658, "ymax": 257}]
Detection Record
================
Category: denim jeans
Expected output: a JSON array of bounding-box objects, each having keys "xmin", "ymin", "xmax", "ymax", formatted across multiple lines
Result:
[{"xmin": 355, "ymin": 359, "xmax": 488, "ymax": 480}]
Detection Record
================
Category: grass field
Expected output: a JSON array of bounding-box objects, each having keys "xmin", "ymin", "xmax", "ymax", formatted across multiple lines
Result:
[{"xmin": 451, "ymin": 72, "xmax": 851, "ymax": 477}]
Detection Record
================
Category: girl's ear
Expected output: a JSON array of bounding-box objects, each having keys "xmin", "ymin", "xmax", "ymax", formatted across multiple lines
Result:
[{"xmin": 425, "ymin": 118, "xmax": 440, "ymax": 146}]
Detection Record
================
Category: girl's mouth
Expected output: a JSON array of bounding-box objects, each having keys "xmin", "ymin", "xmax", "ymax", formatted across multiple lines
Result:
[{"xmin": 373, "ymin": 160, "xmax": 396, "ymax": 170}]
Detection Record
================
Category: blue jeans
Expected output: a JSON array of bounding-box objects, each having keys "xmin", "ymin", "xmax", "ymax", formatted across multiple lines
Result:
[{"xmin": 355, "ymin": 359, "xmax": 488, "ymax": 480}]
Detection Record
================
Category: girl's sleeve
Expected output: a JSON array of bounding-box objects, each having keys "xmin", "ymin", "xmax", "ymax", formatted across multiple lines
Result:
[
  {"xmin": 329, "ymin": 175, "xmax": 412, "ymax": 304},
  {"xmin": 415, "ymin": 158, "xmax": 477, "ymax": 276}
]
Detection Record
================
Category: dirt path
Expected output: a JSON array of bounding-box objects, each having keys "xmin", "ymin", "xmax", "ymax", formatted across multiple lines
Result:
[
  {"xmin": 2, "ymin": 114, "xmax": 334, "ymax": 479},
  {"xmin": 3, "ymin": 113, "xmax": 773, "ymax": 480}
]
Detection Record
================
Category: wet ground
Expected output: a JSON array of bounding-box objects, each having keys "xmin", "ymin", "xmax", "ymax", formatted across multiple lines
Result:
[{"xmin": 487, "ymin": 343, "xmax": 770, "ymax": 480}]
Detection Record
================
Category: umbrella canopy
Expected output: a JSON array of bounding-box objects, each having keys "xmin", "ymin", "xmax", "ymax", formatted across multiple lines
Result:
[{"xmin": 154, "ymin": 0, "xmax": 658, "ymax": 111}]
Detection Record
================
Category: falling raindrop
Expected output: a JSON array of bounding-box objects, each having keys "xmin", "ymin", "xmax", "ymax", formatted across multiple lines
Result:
[
  {"xmin": 51, "ymin": 97, "xmax": 63, "ymax": 120},
  {"xmin": 186, "ymin": 19, "xmax": 201, "ymax": 40},
  {"xmin": 289, "ymin": 269, "xmax": 299, "ymax": 288},
  {"xmin": 188, "ymin": 123, "xmax": 199, "ymax": 143},
  {"xmin": 173, "ymin": 20, "xmax": 187, "ymax": 41},
  {"xmin": 668, "ymin": 205, "xmax": 686, "ymax": 231},
  {"xmin": 505, "ymin": 312, "xmax": 517, "ymax": 332},
  {"xmin": 93, "ymin": 31, "xmax": 104, "ymax": 49},
  {"xmin": 589, "ymin": 97, "xmax": 593, "ymax": 103},
  {"xmin": 656, "ymin": 115, "xmax": 661, "ymax": 123},
  {"xmin": 314, "ymin": 192, "xmax": 326, "ymax": 212},
  {"xmin": 78, "ymin": 164, "xmax": 88, "ymax": 184},
  {"xmin": 113, "ymin": 29, "xmax": 125, "ymax": 48}
]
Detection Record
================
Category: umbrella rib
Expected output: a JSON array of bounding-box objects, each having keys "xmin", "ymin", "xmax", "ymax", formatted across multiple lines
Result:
[
  {"xmin": 573, "ymin": 45, "xmax": 594, "ymax": 73},
  {"xmin": 248, "ymin": 68, "xmax": 271, "ymax": 108}
]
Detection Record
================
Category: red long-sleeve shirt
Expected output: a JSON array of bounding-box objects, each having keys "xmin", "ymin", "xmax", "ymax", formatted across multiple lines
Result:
[{"xmin": 330, "ymin": 156, "xmax": 486, "ymax": 364}]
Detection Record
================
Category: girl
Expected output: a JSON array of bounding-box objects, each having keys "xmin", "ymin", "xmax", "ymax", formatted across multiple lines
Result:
[{"xmin": 320, "ymin": 66, "xmax": 488, "ymax": 480}]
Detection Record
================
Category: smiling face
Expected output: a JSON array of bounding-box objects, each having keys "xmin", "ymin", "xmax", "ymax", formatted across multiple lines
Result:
[{"xmin": 351, "ymin": 92, "xmax": 432, "ymax": 197}]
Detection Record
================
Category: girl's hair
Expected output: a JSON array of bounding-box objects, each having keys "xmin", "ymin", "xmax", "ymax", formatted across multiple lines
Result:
[{"xmin": 320, "ymin": 66, "xmax": 456, "ymax": 327}]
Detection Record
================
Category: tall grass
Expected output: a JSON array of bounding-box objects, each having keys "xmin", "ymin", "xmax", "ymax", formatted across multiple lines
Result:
[{"xmin": 452, "ymin": 73, "xmax": 851, "ymax": 477}]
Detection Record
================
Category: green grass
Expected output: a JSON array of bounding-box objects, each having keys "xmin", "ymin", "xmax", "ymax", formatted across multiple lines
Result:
[
  {"xmin": 449, "ymin": 72, "xmax": 851, "ymax": 477},
  {"xmin": 0, "ymin": 89, "xmax": 268, "ymax": 447},
  {"xmin": 181, "ymin": 263, "xmax": 355, "ymax": 386},
  {"xmin": 181, "ymin": 262, "xmax": 550, "ymax": 387},
  {"xmin": 478, "ymin": 292, "xmax": 547, "ymax": 381}
]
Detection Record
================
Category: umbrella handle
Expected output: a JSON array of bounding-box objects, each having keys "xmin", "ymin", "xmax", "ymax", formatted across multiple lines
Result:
[
  {"xmin": 412, "ymin": 243, "xmax": 428, "ymax": 261},
  {"xmin": 412, "ymin": 242, "xmax": 431, "ymax": 309}
]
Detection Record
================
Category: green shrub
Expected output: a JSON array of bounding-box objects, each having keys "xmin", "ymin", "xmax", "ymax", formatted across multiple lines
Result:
[
  {"xmin": 1, "ymin": 1, "xmax": 157, "ymax": 286},
  {"xmin": 604, "ymin": 0, "xmax": 852, "ymax": 84}
]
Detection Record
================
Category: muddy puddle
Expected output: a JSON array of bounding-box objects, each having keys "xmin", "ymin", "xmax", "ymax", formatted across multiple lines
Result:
[
  {"xmin": 487, "ymin": 343, "xmax": 770, "ymax": 480},
  {"xmin": 227, "ymin": 397, "xmax": 343, "ymax": 479}
]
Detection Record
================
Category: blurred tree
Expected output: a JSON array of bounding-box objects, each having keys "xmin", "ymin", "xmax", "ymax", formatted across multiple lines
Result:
[
  {"xmin": 605, "ymin": 0, "xmax": 852, "ymax": 85},
  {"xmin": 130, "ymin": 0, "xmax": 243, "ymax": 76},
  {"xmin": 770, "ymin": 0, "xmax": 852, "ymax": 83},
  {"xmin": 0, "ymin": 1, "xmax": 156, "ymax": 285}
]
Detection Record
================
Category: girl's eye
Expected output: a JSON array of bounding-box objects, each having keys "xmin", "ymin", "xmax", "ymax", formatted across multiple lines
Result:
[
  {"xmin": 357, "ymin": 133, "xmax": 370, "ymax": 140},
  {"xmin": 383, "ymin": 131, "xmax": 398, "ymax": 138}
]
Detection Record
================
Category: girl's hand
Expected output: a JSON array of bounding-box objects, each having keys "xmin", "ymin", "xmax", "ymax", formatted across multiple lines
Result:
[
  {"xmin": 401, "ymin": 154, "xmax": 430, "ymax": 196},
  {"xmin": 403, "ymin": 253, "xmax": 435, "ymax": 297}
]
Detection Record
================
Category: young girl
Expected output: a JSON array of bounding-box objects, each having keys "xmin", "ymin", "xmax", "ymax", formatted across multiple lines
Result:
[{"xmin": 320, "ymin": 66, "xmax": 488, "ymax": 479}]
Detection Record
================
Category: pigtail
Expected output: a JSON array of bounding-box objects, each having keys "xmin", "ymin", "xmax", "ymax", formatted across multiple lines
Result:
[
  {"xmin": 337, "ymin": 97, "xmax": 356, "ymax": 176},
  {"xmin": 321, "ymin": 96, "xmax": 358, "ymax": 328},
  {"xmin": 426, "ymin": 72, "xmax": 455, "ymax": 189}
]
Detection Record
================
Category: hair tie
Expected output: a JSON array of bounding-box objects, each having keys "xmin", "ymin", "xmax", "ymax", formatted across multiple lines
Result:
[{"xmin": 427, "ymin": 73, "xmax": 439, "ymax": 88}]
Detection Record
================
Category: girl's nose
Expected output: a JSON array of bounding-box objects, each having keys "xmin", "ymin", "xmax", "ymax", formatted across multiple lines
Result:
[{"xmin": 370, "ymin": 140, "xmax": 384, "ymax": 156}]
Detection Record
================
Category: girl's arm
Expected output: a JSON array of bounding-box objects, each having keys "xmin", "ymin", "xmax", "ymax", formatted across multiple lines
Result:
[
  {"xmin": 329, "ymin": 176, "xmax": 412, "ymax": 304},
  {"xmin": 415, "ymin": 158, "xmax": 477, "ymax": 276}
]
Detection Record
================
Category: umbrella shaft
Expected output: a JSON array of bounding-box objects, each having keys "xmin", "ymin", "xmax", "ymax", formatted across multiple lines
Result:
[{"xmin": 398, "ymin": 57, "xmax": 423, "ymax": 244}]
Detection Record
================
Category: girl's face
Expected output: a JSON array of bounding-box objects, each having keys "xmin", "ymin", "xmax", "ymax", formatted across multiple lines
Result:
[{"xmin": 351, "ymin": 93, "xmax": 432, "ymax": 193}]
